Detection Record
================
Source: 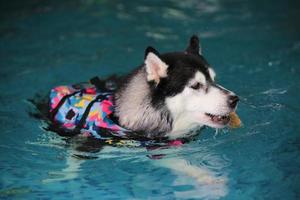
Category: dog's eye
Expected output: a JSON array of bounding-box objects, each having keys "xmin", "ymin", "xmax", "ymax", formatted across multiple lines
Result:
[{"xmin": 190, "ymin": 82, "xmax": 202, "ymax": 90}]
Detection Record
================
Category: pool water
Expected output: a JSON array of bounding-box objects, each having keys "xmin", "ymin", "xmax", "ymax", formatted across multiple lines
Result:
[{"xmin": 1, "ymin": 0, "xmax": 300, "ymax": 199}]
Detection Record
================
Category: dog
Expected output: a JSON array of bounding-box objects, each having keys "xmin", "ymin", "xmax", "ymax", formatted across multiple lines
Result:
[
  {"xmin": 114, "ymin": 35, "xmax": 239, "ymax": 139},
  {"xmin": 34, "ymin": 35, "xmax": 239, "ymax": 198}
]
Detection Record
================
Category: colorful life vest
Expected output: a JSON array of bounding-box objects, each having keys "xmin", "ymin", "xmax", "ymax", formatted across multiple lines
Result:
[
  {"xmin": 49, "ymin": 80, "xmax": 130, "ymax": 139},
  {"xmin": 48, "ymin": 77, "xmax": 185, "ymax": 148}
]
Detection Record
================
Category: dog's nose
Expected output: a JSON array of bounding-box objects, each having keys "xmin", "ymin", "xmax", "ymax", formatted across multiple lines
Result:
[{"xmin": 228, "ymin": 95, "xmax": 239, "ymax": 109}]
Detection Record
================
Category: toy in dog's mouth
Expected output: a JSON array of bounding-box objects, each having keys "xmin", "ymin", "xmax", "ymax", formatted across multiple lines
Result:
[
  {"xmin": 205, "ymin": 112, "xmax": 242, "ymax": 128},
  {"xmin": 205, "ymin": 113, "xmax": 230, "ymax": 125}
]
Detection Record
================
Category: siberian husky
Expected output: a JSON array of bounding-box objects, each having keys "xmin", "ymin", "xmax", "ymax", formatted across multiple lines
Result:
[
  {"xmin": 40, "ymin": 35, "xmax": 239, "ymax": 198},
  {"xmin": 115, "ymin": 35, "xmax": 239, "ymax": 139}
]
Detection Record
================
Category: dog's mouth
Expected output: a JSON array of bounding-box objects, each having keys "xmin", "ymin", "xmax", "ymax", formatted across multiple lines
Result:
[{"xmin": 205, "ymin": 113, "xmax": 230, "ymax": 125}]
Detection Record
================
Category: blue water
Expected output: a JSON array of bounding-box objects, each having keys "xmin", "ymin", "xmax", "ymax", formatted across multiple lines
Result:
[{"xmin": 1, "ymin": 0, "xmax": 300, "ymax": 199}]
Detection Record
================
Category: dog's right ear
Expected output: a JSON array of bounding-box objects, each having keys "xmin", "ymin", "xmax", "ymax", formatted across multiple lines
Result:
[
  {"xmin": 144, "ymin": 46, "xmax": 160, "ymax": 59},
  {"xmin": 144, "ymin": 46, "xmax": 168, "ymax": 85},
  {"xmin": 185, "ymin": 35, "xmax": 202, "ymax": 55}
]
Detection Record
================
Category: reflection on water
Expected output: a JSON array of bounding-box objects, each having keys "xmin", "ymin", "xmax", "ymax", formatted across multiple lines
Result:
[{"xmin": 29, "ymin": 132, "xmax": 230, "ymax": 199}]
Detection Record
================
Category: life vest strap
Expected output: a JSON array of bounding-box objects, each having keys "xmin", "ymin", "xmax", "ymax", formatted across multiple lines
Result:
[
  {"xmin": 50, "ymin": 90, "xmax": 81, "ymax": 121},
  {"xmin": 74, "ymin": 94, "xmax": 108, "ymax": 132}
]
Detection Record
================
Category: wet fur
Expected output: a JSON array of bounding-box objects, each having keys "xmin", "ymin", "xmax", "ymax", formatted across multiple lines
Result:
[
  {"xmin": 115, "ymin": 68, "xmax": 173, "ymax": 138},
  {"xmin": 114, "ymin": 36, "xmax": 235, "ymax": 138},
  {"xmin": 114, "ymin": 53, "xmax": 210, "ymax": 137}
]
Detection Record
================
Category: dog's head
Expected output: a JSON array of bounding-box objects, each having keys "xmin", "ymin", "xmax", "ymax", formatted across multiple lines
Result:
[{"xmin": 144, "ymin": 35, "xmax": 239, "ymax": 134}]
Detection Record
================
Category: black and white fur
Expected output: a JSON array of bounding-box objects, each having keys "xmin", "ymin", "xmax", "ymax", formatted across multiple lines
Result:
[
  {"xmin": 115, "ymin": 35, "xmax": 239, "ymax": 139},
  {"xmin": 41, "ymin": 36, "xmax": 238, "ymax": 198}
]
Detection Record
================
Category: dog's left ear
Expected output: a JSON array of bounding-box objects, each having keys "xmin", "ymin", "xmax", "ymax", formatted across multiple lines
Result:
[
  {"xmin": 144, "ymin": 46, "xmax": 168, "ymax": 85},
  {"xmin": 185, "ymin": 35, "xmax": 202, "ymax": 55}
]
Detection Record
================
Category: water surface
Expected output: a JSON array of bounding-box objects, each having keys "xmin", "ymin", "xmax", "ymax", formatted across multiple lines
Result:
[{"xmin": 0, "ymin": 0, "xmax": 300, "ymax": 199}]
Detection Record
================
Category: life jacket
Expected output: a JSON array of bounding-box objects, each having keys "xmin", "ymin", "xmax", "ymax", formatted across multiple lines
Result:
[
  {"xmin": 49, "ymin": 77, "xmax": 130, "ymax": 140},
  {"xmin": 48, "ymin": 77, "xmax": 184, "ymax": 148}
]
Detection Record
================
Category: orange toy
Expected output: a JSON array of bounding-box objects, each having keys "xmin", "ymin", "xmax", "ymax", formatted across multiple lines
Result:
[{"xmin": 229, "ymin": 112, "xmax": 242, "ymax": 128}]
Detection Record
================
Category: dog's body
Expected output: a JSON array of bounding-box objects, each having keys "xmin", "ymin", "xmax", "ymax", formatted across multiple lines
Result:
[
  {"xmin": 38, "ymin": 35, "xmax": 238, "ymax": 198},
  {"xmin": 114, "ymin": 35, "xmax": 238, "ymax": 139}
]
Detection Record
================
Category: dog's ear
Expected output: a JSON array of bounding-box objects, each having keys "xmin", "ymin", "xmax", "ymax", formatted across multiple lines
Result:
[
  {"xmin": 185, "ymin": 35, "xmax": 202, "ymax": 55},
  {"xmin": 145, "ymin": 46, "xmax": 160, "ymax": 59},
  {"xmin": 144, "ymin": 46, "xmax": 168, "ymax": 85}
]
